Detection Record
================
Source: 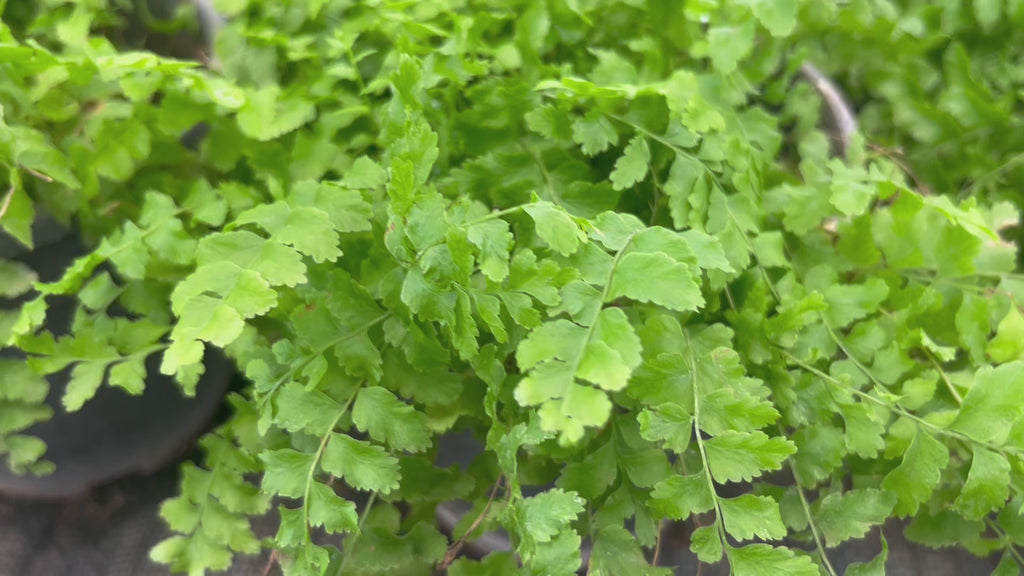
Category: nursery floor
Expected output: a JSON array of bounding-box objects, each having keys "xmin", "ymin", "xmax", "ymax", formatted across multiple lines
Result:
[
  {"xmin": 0, "ymin": 461, "xmax": 1004, "ymax": 576},
  {"xmin": 0, "ymin": 462, "xmax": 277, "ymax": 576}
]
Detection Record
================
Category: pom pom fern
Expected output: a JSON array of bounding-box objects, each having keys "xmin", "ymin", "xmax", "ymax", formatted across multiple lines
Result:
[{"xmin": 3, "ymin": 2, "xmax": 1024, "ymax": 575}]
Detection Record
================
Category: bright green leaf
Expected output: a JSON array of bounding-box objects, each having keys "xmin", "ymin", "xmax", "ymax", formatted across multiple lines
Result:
[
  {"xmin": 607, "ymin": 252, "xmax": 703, "ymax": 311},
  {"xmin": 351, "ymin": 387, "xmax": 432, "ymax": 452},
  {"xmin": 609, "ymin": 136, "xmax": 650, "ymax": 191},
  {"xmin": 704, "ymin": 431, "xmax": 796, "ymax": 484},
  {"xmin": 951, "ymin": 362, "xmax": 1024, "ymax": 445},
  {"xmin": 955, "ymin": 448, "xmax": 1011, "ymax": 520},
  {"xmin": 707, "ymin": 21, "xmax": 756, "ymax": 74},
  {"xmin": 321, "ymin": 433, "xmax": 401, "ymax": 494},
  {"xmin": 881, "ymin": 427, "xmax": 949, "ymax": 516},
  {"xmin": 260, "ymin": 449, "xmax": 315, "ymax": 499},
  {"xmin": 987, "ymin": 307, "xmax": 1024, "ymax": 363},
  {"xmin": 648, "ymin": 472, "xmax": 715, "ymax": 519},
  {"xmin": 720, "ymin": 494, "xmax": 787, "ymax": 542},
  {"xmin": 814, "ymin": 489, "xmax": 896, "ymax": 547},
  {"xmin": 524, "ymin": 201, "xmax": 586, "ymax": 256},
  {"xmin": 514, "ymin": 489, "xmax": 584, "ymax": 543},
  {"xmin": 729, "ymin": 543, "xmax": 819, "ymax": 576}
]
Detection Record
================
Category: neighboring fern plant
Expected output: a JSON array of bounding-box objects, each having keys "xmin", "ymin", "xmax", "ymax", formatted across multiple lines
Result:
[
  {"xmin": 791, "ymin": 0, "xmax": 1024, "ymax": 212},
  {"xmin": 3, "ymin": 1, "xmax": 1024, "ymax": 575}
]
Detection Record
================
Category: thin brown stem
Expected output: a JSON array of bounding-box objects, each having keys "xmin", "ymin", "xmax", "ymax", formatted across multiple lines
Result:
[
  {"xmin": 260, "ymin": 550, "xmax": 278, "ymax": 576},
  {"xmin": 868, "ymin": 143, "xmax": 931, "ymax": 196},
  {"xmin": 437, "ymin": 475, "xmax": 505, "ymax": 570}
]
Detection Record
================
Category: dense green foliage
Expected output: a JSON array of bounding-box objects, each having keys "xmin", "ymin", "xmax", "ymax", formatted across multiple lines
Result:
[
  {"xmin": 795, "ymin": 0, "xmax": 1024, "ymax": 215},
  {"xmin": 3, "ymin": 1, "xmax": 1024, "ymax": 575}
]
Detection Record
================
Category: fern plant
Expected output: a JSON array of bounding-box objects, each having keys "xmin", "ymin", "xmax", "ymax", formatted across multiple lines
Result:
[{"xmin": 3, "ymin": 1, "xmax": 1024, "ymax": 575}]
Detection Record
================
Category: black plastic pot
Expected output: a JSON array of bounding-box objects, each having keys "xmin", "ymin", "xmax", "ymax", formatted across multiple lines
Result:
[
  {"xmin": 0, "ymin": 219, "xmax": 231, "ymax": 499},
  {"xmin": 0, "ymin": 0, "xmax": 236, "ymax": 501}
]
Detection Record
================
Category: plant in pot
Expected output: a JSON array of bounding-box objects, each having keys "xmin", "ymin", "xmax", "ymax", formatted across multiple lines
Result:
[
  {"xmin": 789, "ymin": 1, "xmax": 1024, "ymax": 255},
  {"xmin": 3, "ymin": 2, "xmax": 1024, "ymax": 576},
  {"xmin": 0, "ymin": 0, "xmax": 235, "ymax": 497}
]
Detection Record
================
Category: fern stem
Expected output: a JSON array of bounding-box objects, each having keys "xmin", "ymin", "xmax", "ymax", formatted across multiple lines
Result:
[
  {"xmin": 301, "ymin": 390, "xmax": 360, "ymax": 574},
  {"xmin": 983, "ymin": 517, "xmax": 1024, "ymax": 568},
  {"xmin": 925, "ymin": 350, "xmax": 963, "ymax": 405},
  {"xmin": 779, "ymin": 348, "xmax": 1024, "ymax": 460},
  {"xmin": 788, "ymin": 459, "xmax": 840, "ymax": 576},
  {"xmin": 335, "ymin": 491, "xmax": 378, "ymax": 576},
  {"xmin": 684, "ymin": 331, "xmax": 731, "ymax": 568}
]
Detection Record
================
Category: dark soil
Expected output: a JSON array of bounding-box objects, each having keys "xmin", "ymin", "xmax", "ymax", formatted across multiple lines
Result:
[{"xmin": 0, "ymin": 463, "xmax": 277, "ymax": 576}]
